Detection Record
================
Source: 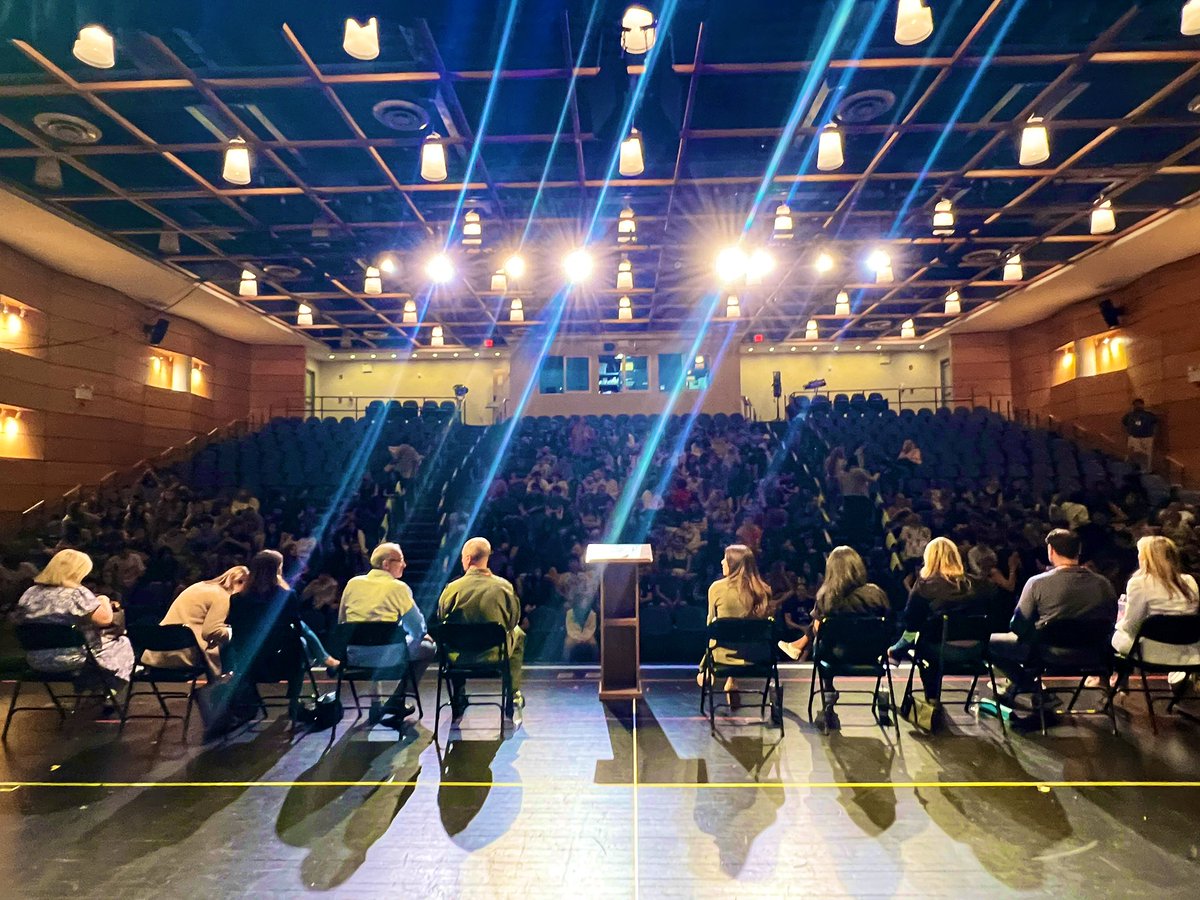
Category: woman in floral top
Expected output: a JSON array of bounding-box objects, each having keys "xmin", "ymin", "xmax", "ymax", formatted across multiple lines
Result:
[{"xmin": 14, "ymin": 549, "xmax": 135, "ymax": 687}]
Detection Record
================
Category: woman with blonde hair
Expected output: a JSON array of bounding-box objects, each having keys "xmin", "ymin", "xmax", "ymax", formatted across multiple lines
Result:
[
  {"xmin": 777, "ymin": 545, "xmax": 890, "ymax": 660},
  {"xmin": 888, "ymin": 536, "xmax": 984, "ymax": 701},
  {"xmin": 14, "ymin": 548, "xmax": 135, "ymax": 687},
  {"xmin": 697, "ymin": 545, "xmax": 773, "ymax": 699},
  {"xmin": 140, "ymin": 565, "xmax": 248, "ymax": 678},
  {"xmin": 1113, "ymin": 536, "xmax": 1200, "ymax": 672}
]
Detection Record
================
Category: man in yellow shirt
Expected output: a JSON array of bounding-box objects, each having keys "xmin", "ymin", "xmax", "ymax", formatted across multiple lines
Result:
[
  {"xmin": 339, "ymin": 542, "xmax": 436, "ymax": 726},
  {"xmin": 437, "ymin": 537, "xmax": 526, "ymax": 715}
]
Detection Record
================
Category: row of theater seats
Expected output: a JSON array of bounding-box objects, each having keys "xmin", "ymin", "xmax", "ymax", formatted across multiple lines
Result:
[{"xmin": 787, "ymin": 392, "xmax": 890, "ymax": 418}]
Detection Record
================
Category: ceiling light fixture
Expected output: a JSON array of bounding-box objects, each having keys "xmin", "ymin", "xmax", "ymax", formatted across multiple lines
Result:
[
  {"xmin": 716, "ymin": 246, "xmax": 749, "ymax": 284},
  {"xmin": 868, "ymin": 248, "xmax": 894, "ymax": 283},
  {"xmin": 296, "ymin": 303, "xmax": 314, "ymax": 327},
  {"xmin": 425, "ymin": 253, "xmax": 454, "ymax": 284},
  {"xmin": 509, "ymin": 298, "xmax": 525, "ymax": 322},
  {"xmin": 402, "ymin": 300, "xmax": 418, "ymax": 324},
  {"xmin": 618, "ymin": 296, "xmax": 633, "ymax": 321},
  {"xmin": 773, "ymin": 204, "xmax": 793, "ymax": 240},
  {"xmin": 815, "ymin": 250, "xmax": 835, "ymax": 274},
  {"xmin": 421, "ymin": 132, "xmax": 447, "ymax": 182},
  {"xmin": 363, "ymin": 266, "xmax": 382, "ymax": 295},
  {"xmin": 618, "ymin": 204, "xmax": 637, "ymax": 243},
  {"xmin": 901, "ymin": 319, "xmax": 916, "ymax": 339},
  {"xmin": 944, "ymin": 290, "xmax": 961, "ymax": 315},
  {"xmin": 725, "ymin": 295, "xmax": 741, "ymax": 318},
  {"xmin": 932, "ymin": 198, "xmax": 955, "ymax": 235},
  {"xmin": 894, "ymin": 0, "xmax": 934, "ymax": 46},
  {"xmin": 616, "ymin": 255, "xmax": 634, "ymax": 291},
  {"xmin": 157, "ymin": 230, "xmax": 181, "ymax": 254},
  {"xmin": 817, "ymin": 123, "xmax": 844, "ymax": 172},
  {"xmin": 34, "ymin": 157, "xmax": 63, "ymax": 190},
  {"xmin": 806, "ymin": 319, "xmax": 819, "ymax": 341},
  {"xmin": 835, "ymin": 291, "xmax": 851, "ymax": 316},
  {"xmin": 73, "ymin": 25, "xmax": 115, "ymax": 69},
  {"xmin": 490, "ymin": 270, "xmax": 508, "ymax": 293},
  {"xmin": 746, "ymin": 248, "xmax": 775, "ymax": 286},
  {"xmin": 1090, "ymin": 198, "xmax": 1116, "ymax": 235},
  {"xmin": 1019, "ymin": 115, "xmax": 1050, "ymax": 166},
  {"xmin": 238, "ymin": 269, "xmax": 257, "ymax": 297},
  {"xmin": 462, "ymin": 209, "xmax": 482, "ymax": 246},
  {"xmin": 564, "ymin": 248, "xmax": 594, "ymax": 283},
  {"xmin": 1003, "ymin": 253, "xmax": 1023, "ymax": 282},
  {"xmin": 379, "ymin": 254, "xmax": 397, "ymax": 274},
  {"xmin": 620, "ymin": 5, "xmax": 657, "ymax": 54},
  {"xmin": 1184, "ymin": 1, "xmax": 1200, "ymax": 35},
  {"xmin": 343, "ymin": 17, "xmax": 380, "ymax": 60},
  {"xmin": 431, "ymin": 325, "xmax": 445, "ymax": 347},
  {"xmin": 504, "ymin": 254, "xmax": 526, "ymax": 279},
  {"xmin": 619, "ymin": 127, "xmax": 645, "ymax": 177},
  {"xmin": 222, "ymin": 137, "xmax": 251, "ymax": 185}
]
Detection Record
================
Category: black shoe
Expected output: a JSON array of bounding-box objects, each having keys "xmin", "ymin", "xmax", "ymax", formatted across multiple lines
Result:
[
  {"xmin": 381, "ymin": 702, "xmax": 416, "ymax": 718},
  {"xmin": 822, "ymin": 708, "xmax": 841, "ymax": 732},
  {"xmin": 378, "ymin": 712, "xmax": 409, "ymax": 730},
  {"xmin": 368, "ymin": 700, "xmax": 384, "ymax": 725},
  {"xmin": 450, "ymin": 692, "xmax": 468, "ymax": 720}
]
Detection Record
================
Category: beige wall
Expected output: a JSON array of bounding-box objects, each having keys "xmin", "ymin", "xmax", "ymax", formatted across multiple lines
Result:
[
  {"xmin": 0, "ymin": 241, "xmax": 307, "ymax": 534},
  {"xmin": 740, "ymin": 347, "xmax": 942, "ymax": 418}
]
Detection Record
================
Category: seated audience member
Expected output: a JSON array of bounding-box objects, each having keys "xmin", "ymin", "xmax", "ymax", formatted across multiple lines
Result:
[
  {"xmin": 299, "ymin": 571, "xmax": 340, "ymax": 638},
  {"xmin": 695, "ymin": 544, "xmax": 772, "ymax": 700},
  {"xmin": 13, "ymin": 549, "xmax": 136, "ymax": 693},
  {"xmin": 778, "ymin": 545, "xmax": 890, "ymax": 661},
  {"xmin": 563, "ymin": 594, "xmax": 599, "ymax": 663},
  {"xmin": 437, "ymin": 537, "xmax": 526, "ymax": 714},
  {"xmin": 339, "ymin": 542, "xmax": 436, "ymax": 726},
  {"xmin": 989, "ymin": 529, "xmax": 1118, "ymax": 704},
  {"xmin": 1112, "ymin": 536, "xmax": 1200, "ymax": 684},
  {"xmin": 897, "ymin": 439, "xmax": 923, "ymax": 467},
  {"xmin": 888, "ymin": 538, "xmax": 985, "ymax": 701},
  {"xmin": 141, "ymin": 565, "xmax": 247, "ymax": 678}
]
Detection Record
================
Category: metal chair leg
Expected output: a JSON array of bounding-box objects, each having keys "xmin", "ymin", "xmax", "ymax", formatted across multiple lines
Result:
[
  {"xmin": 1066, "ymin": 677, "xmax": 1086, "ymax": 713},
  {"xmin": 44, "ymin": 682, "xmax": 67, "ymax": 718},
  {"xmin": 964, "ymin": 675, "xmax": 979, "ymax": 713},
  {"xmin": 182, "ymin": 680, "xmax": 196, "ymax": 739},
  {"xmin": 434, "ymin": 668, "xmax": 443, "ymax": 742},
  {"xmin": 1036, "ymin": 676, "xmax": 1047, "ymax": 736},
  {"xmin": 885, "ymin": 662, "xmax": 900, "ymax": 736},
  {"xmin": 2, "ymin": 678, "xmax": 22, "ymax": 740},
  {"xmin": 149, "ymin": 681, "xmax": 171, "ymax": 717},
  {"xmin": 987, "ymin": 663, "xmax": 1007, "ymax": 736},
  {"xmin": 408, "ymin": 668, "xmax": 423, "ymax": 718},
  {"xmin": 807, "ymin": 665, "xmax": 817, "ymax": 722},
  {"xmin": 1140, "ymin": 669, "xmax": 1158, "ymax": 735}
]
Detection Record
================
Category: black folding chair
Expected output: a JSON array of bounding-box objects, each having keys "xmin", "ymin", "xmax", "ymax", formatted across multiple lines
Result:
[
  {"xmin": 3, "ymin": 622, "xmax": 126, "ymax": 739},
  {"xmin": 808, "ymin": 614, "xmax": 898, "ymax": 733},
  {"xmin": 241, "ymin": 621, "xmax": 314, "ymax": 720},
  {"xmin": 699, "ymin": 617, "xmax": 783, "ymax": 734},
  {"xmin": 1126, "ymin": 613, "xmax": 1200, "ymax": 734},
  {"xmin": 122, "ymin": 621, "xmax": 206, "ymax": 738},
  {"xmin": 331, "ymin": 621, "xmax": 423, "ymax": 720},
  {"xmin": 1026, "ymin": 619, "xmax": 1118, "ymax": 736},
  {"xmin": 900, "ymin": 614, "xmax": 1006, "ymax": 735},
  {"xmin": 432, "ymin": 622, "xmax": 510, "ymax": 739}
]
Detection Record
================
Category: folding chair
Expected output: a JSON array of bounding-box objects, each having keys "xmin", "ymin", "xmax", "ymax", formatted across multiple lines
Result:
[
  {"xmin": 1126, "ymin": 613, "xmax": 1200, "ymax": 734},
  {"xmin": 3, "ymin": 622, "xmax": 126, "ymax": 739},
  {"xmin": 241, "ymin": 620, "xmax": 313, "ymax": 720},
  {"xmin": 808, "ymin": 615, "xmax": 898, "ymax": 733},
  {"xmin": 699, "ymin": 617, "xmax": 783, "ymax": 734},
  {"xmin": 122, "ymin": 621, "xmax": 206, "ymax": 738},
  {"xmin": 1025, "ymin": 619, "xmax": 1118, "ymax": 736},
  {"xmin": 331, "ymin": 621, "xmax": 423, "ymax": 720},
  {"xmin": 900, "ymin": 613, "xmax": 1006, "ymax": 735},
  {"xmin": 432, "ymin": 623, "xmax": 510, "ymax": 739}
]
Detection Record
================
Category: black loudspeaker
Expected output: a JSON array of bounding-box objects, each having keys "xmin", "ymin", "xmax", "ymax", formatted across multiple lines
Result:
[
  {"xmin": 1099, "ymin": 298, "xmax": 1124, "ymax": 328},
  {"xmin": 602, "ymin": 341, "xmax": 616, "ymax": 352},
  {"xmin": 145, "ymin": 318, "xmax": 170, "ymax": 345},
  {"xmin": 772, "ymin": 370, "xmax": 782, "ymax": 399}
]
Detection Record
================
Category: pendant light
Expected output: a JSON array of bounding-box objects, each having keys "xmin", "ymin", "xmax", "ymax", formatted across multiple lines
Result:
[
  {"xmin": 817, "ymin": 123, "xmax": 844, "ymax": 172},
  {"xmin": 834, "ymin": 291, "xmax": 850, "ymax": 316},
  {"xmin": 746, "ymin": 248, "xmax": 775, "ymax": 286},
  {"xmin": 421, "ymin": 133, "xmax": 447, "ymax": 182},
  {"xmin": 296, "ymin": 303, "xmax": 314, "ymax": 327},
  {"xmin": 34, "ymin": 157, "xmax": 63, "ymax": 190},
  {"xmin": 490, "ymin": 270, "xmax": 508, "ymax": 292},
  {"xmin": 431, "ymin": 324, "xmax": 445, "ymax": 347},
  {"xmin": 1019, "ymin": 116, "xmax": 1050, "ymax": 166},
  {"xmin": 618, "ymin": 296, "xmax": 633, "ymax": 321},
  {"xmin": 868, "ymin": 249, "xmax": 893, "ymax": 284},
  {"xmin": 426, "ymin": 253, "xmax": 454, "ymax": 284},
  {"xmin": 222, "ymin": 137, "xmax": 251, "ymax": 185},
  {"xmin": 158, "ymin": 230, "xmax": 181, "ymax": 254},
  {"xmin": 504, "ymin": 254, "xmax": 526, "ymax": 279},
  {"xmin": 1003, "ymin": 254, "xmax": 1023, "ymax": 282},
  {"xmin": 1183, "ymin": 1, "xmax": 1200, "ymax": 35},
  {"xmin": 815, "ymin": 250, "xmax": 835, "ymax": 274},
  {"xmin": 616, "ymin": 255, "xmax": 634, "ymax": 292},
  {"xmin": 944, "ymin": 291, "xmax": 961, "ymax": 315},
  {"xmin": 564, "ymin": 248, "xmax": 594, "ymax": 283},
  {"xmin": 619, "ymin": 127, "xmax": 645, "ymax": 177},
  {"xmin": 509, "ymin": 299, "xmax": 525, "ymax": 323},
  {"xmin": 932, "ymin": 198, "xmax": 955, "ymax": 235},
  {"xmin": 773, "ymin": 204, "xmax": 794, "ymax": 240},
  {"xmin": 364, "ymin": 266, "xmax": 382, "ymax": 295},
  {"xmin": 1090, "ymin": 199, "xmax": 1115, "ymax": 235},
  {"xmin": 462, "ymin": 210, "xmax": 482, "ymax": 246},
  {"xmin": 238, "ymin": 269, "xmax": 257, "ymax": 297},
  {"xmin": 901, "ymin": 319, "xmax": 916, "ymax": 339},
  {"xmin": 343, "ymin": 17, "xmax": 380, "ymax": 60},
  {"xmin": 620, "ymin": 5, "xmax": 657, "ymax": 54},
  {"xmin": 402, "ymin": 300, "xmax": 418, "ymax": 324},
  {"xmin": 725, "ymin": 295, "xmax": 741, "ymax": 318},
  {"xmin": 806, "ymin": 319, "xmax": 819, "ymax": 341},
  {"xmin": 73, "ymin": 25, "xmax": 115, "ymax": 69},
  {"xmin": 894, "ymin": 0, "xmax": 933, "ymax": 46},
  {"xmin": 618, "ymin": 204, "xmax": 637, "ymax": 243}
]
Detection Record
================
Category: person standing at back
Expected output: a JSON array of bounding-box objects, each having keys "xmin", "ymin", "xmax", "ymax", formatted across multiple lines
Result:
[
  {"xmin": 437, "ymin": 537, "xmax": 525, "ymax": 715},
  {"xmin": 1122, "ymin": 398, "xmax": 1158, "ymax": 466}
]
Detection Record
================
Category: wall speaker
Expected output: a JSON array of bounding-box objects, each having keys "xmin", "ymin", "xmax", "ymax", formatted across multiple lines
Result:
[
  {"xmin": 1098, "ymin": 298, "xmax": 1124, "ymax": 328},
  {"xmin": 144, "ymin": 318, "xmax": 170, "ymax": 345},
  {"xmin": 772, "ymin": 370, "xmax": 782, "ymax": 399}
]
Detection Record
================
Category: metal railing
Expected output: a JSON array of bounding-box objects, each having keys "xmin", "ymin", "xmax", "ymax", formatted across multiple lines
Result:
[
  {"xmin": 271, "ymin": 394, "xmax": 462, "ymax": 422},
  {"xmin": 787, "ymin": 385, "xmax": 1010, "ymax": 416}
]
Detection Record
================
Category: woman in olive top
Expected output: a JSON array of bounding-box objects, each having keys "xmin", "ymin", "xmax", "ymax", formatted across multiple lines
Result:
[{"xmin": 696, "ymin": 544, "xmax": 772, "ymax": 699}]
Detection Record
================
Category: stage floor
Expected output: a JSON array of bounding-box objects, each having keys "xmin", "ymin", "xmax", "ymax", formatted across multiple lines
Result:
[{"xmin": 1, "ymin": 667, "xmax": 1198, "ymax": 898}]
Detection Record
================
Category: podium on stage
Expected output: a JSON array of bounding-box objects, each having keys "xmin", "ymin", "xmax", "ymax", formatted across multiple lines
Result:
[{"xmin": 585, "ymin": 543, "xmax": 653, "ymax": 701}]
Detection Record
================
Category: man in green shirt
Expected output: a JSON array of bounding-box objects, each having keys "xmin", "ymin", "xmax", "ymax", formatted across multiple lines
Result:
[{"xmin": 437, "ymin": 537, "xmax": 526, "ymax": 714}]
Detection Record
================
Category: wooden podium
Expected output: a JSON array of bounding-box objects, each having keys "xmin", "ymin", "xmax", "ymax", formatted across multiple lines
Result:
[{"xmin": 585, "ymin": 543, "xmax": 652, "ymax": 701}]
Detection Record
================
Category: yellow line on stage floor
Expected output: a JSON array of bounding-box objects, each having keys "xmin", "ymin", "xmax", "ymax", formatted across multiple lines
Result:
[{"xmin": 2, "ymin": 779, "xmax": 1200, "ymax": 790}]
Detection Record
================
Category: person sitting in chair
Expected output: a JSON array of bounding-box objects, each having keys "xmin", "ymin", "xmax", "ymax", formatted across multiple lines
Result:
[
  {"xmin": 695, "ymin": 544, "xmax": 771, "ymax": 706},
  {"xmin": 436, "ymin": 537, "xmax": 526, "ymax": 716}
]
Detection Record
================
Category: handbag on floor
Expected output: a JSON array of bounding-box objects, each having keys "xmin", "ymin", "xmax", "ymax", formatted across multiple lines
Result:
[
  {"xmin": 292, "ymin": 691, "xmax": 344, "ymax": 730},
  {"xmin": 194, "ymin": 677, "xmax": 254, "ymax": 739},
  {"xmin": 900, "ymin": 693, "xmax": 944, "ymax": 733}
]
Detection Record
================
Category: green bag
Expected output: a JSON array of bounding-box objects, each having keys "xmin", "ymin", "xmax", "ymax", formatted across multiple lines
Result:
[{"xmin": 900, "ymin": 694, "xmax": 944, "ymax": 733}]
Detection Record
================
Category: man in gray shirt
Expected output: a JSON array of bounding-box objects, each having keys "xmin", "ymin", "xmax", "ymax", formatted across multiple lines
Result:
[{"xmin": 990, "ymin": 529, "xmax": 1117, "ymax": 700}]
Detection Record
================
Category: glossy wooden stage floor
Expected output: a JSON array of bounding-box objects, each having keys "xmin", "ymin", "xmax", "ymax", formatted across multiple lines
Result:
[{"xmin": 1, "ymin": 668, "xmax": 1198, "ymax": 899}]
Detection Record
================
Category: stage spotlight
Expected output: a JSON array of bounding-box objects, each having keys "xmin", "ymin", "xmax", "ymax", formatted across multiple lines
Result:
[
  {"xmin": 425, "ymin": 253, "xmax": 454, "ymax": 284},
  {"xmin": 715, "ymin": 246, "xmax": 748, "ymax": 284},
  {"xmin": 746, "ymin": 248, "xmax": 775, "ymax": 285},
  {"xmin": 564, "ymin": 248, "xmax": 594, "ymax": 283}
]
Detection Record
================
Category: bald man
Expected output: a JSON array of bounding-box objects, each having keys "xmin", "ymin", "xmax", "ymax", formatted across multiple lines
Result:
[{"xmin": 436, "ymin": 537, "xmax": 526, "ymax": 714}]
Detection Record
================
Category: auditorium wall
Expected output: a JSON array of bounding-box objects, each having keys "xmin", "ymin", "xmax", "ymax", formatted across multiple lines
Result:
[{"xmin": 0, "ymin": 242, "xmax": 307, "ymax": 535}]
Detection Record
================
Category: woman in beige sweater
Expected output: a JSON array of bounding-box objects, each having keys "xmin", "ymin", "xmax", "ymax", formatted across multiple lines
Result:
[
  {"xmin": 140, "ymin": 566, "xmax": 247, "ymax": 678},
  {"xmin": 696, "ymin": 544, "xmax": 772, "ymax": 699}
]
